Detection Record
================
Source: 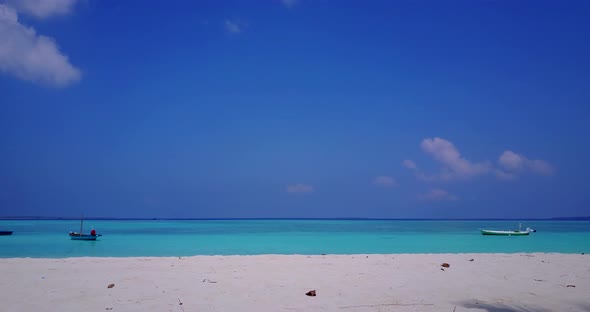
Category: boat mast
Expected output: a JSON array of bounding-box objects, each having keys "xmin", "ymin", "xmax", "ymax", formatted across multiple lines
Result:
[{"xmin": 80, "ymin": 214, "xmax": 84, "ymax": 233}]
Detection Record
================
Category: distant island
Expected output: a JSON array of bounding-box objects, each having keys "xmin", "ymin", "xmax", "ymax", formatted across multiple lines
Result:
[{"xmin": 549, "ymin": 216, "xmax": 590, "ymax": 220}]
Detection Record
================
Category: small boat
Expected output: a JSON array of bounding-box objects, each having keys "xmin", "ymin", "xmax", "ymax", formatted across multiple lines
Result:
[
  {"xmin": 69, "ymin": 215, "xmax": 101, "ymax": 240},
  {"xmin": 480, "ymin": 223, "xmax": 536, "ymax": 236},
  {"xmin": 0, "ymin": 231, "xmax": 13, "ymax": 236},
  {"xmin": 69, "ymin": 232, "xmax": 100, "ymax": 240}
]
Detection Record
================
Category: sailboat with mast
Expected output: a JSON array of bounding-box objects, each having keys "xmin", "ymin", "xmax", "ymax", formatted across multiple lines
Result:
[{"xmin": 69, "ymin": 214, "xmax": 101, "ymax": 240}]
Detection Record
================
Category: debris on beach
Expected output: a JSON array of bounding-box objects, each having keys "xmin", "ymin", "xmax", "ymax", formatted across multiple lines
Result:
[
  {"xmin": 441, "ymin": 263, "xmax": 450, "ymax": 268},
  {"xmin": 566, "ymin": 284, "xmax": 576, "ymax": 288},
  {"xmin": 306, "ymin": 290, "xmax": 317, "ymax": 296},
  {"xmin": 107, "ymin": 283, "xmax": 115, "ymax": 289},
  {"xmin": 468, "ymin": 259, "xmax": 474, "ymax": 262}
]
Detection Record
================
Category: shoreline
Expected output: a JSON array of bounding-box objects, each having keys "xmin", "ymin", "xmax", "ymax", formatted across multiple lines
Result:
[
  {"xmin": 0, "ymin": 251, "xmax": 586, "ymax": 260},
  {"xmin": 1, "ymin": 250, "xmax": 588, "ymax": 259},
  {"xmin": 1, "ymin": 253, "xmax": 588, "ymax": 311}
]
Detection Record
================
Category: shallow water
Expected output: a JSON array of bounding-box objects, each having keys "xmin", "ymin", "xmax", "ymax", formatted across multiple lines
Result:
[{"xmin": 0, "ymin": 220, "xmax": 588, "ymax": 257}]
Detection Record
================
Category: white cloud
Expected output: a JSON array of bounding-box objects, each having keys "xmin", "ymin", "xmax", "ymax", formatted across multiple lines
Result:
[
  {"xmin": 0, "ymin": 4, "xmax": 17, "ymax": 21},
  {"xmin": 373, "ymin": 176, "xmax": 397, "ymax": 187},
  {"xmin": 0, "ymin": 3, "xmax": 80, "ymax": 87},
  {"xmin": 498, "ymin": 150, "xmax": 526, "ymax": 171},
  {"xmin": 497, "ymin": 150, "xmax": 554, "ymax": 179},
  {"xmin": 225, "ymin": 20, "xmax": 241, "ymax": 34},
  {"xmin": 406, "ymin": 137, "xmax": 554, "ymax": 183},
  {"xmin": 402, "ymin": 159, "xmax": 417, "ymax": 170},
  {"xmin": 420, "ymin": 137, "xmax": 491, "ymax": 180},
  {"xmin": 286, "ymin": 183, "xmax": 314, "ymax": 193},
  {"xmin": 6, "ymin": 0, "xmax": 77, "ymax": 18},
  {"xmin": 281, "ymin": 0, "xmax": 298, "ymax": 8},
  {"xmin": 529, "ymin": 159, "xmax": 554, "ymax": 176},
  {"xmin": 494, "ymin": 169, "xmax": 517, "ymax": 181},
  {"xmin": 419, "ymin": 189, "xmax": 457, "ymax": 201}
]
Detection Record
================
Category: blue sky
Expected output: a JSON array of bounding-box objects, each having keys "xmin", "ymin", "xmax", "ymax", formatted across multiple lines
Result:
[{"xmin": 1, "ymin": 0, "xmax": 589, "ymax": 218}]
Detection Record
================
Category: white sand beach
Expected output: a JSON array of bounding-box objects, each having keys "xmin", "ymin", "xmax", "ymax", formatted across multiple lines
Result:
[{"xmin": 1, "ymin": 253, "xmax": 588, "ymax": 312}]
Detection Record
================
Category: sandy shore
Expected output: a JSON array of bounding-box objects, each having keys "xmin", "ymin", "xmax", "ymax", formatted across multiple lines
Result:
[{"xmin": 0, "ymin": 253, "xmax": 588, "ymax": 311}]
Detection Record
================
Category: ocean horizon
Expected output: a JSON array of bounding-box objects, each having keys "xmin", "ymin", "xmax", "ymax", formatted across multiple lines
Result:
[
  {"xmin": 1, "ymin": 219, "xmax": 589, "ymax": 258},
  {"xmin": 2, "ymin": 216, "xmax": 590, "ymax": 220}
]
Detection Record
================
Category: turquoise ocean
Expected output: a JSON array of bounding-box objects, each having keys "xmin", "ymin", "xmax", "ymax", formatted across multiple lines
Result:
[{"xmin": 0, "ymin": 220, "xmax": 589, "ymax": 258}]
